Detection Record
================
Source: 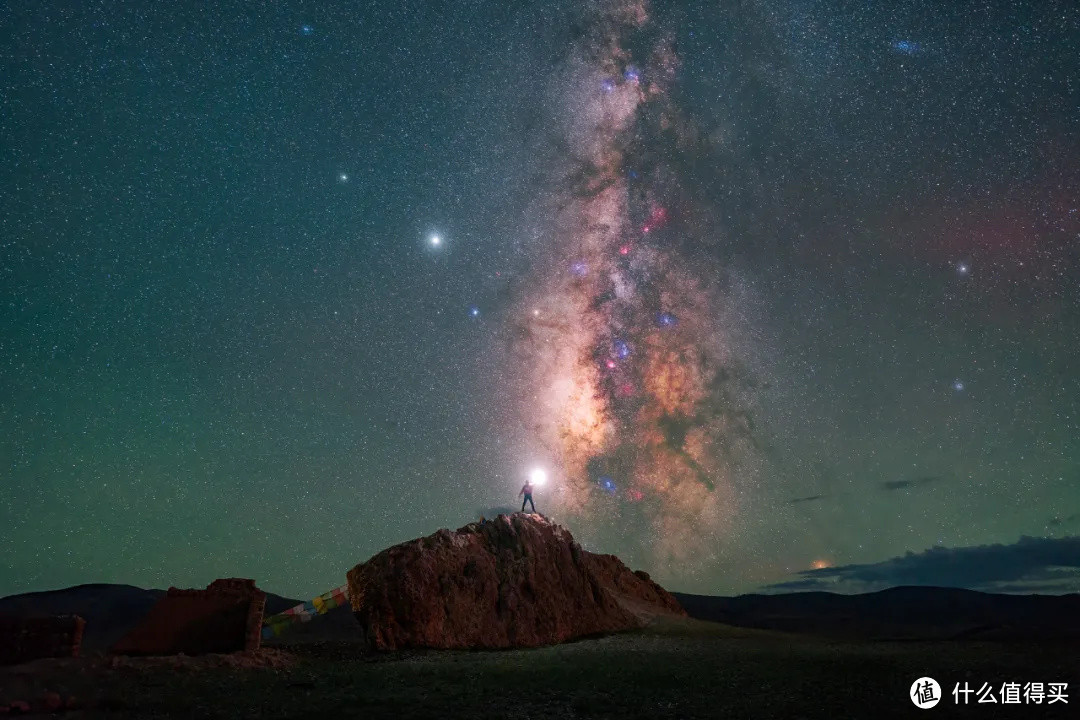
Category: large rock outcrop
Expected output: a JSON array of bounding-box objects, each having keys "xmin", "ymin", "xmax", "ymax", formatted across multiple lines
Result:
[{"xmin": 346, "ymin": 513, "xmax": 684, "ymax": 650}]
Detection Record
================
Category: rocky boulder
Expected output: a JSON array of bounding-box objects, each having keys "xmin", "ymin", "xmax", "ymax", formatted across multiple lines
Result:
[{"xmin": 346, "ymin": 513, "xmax": 684, "ymax": 650}]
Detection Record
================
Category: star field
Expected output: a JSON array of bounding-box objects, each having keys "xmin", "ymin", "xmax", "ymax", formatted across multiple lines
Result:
[{"xmin": 1, "ymin": 0, "xmax": 1078, "ymax": 598}]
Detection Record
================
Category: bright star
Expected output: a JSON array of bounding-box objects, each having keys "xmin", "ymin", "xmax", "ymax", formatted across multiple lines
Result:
[
  {"xmin": 529, "ymin": 468, "xmax": 548, "ymax": 486},
  {"xmin": 953, "ymin": 379, "xmax": 965, "ymax": 392},
  {"xmin": 300, "ymin": 25, "xmax": 314, "ymax": 36},
  {"xmin": 429, "ymin": 234, "xmax": 442, "ymax": 247},
  {"xmin": 469, "ymin": 306, "xmax": 480, "ymax": 317},
  {"xmin": 338, "ymin": 173, "xmax": 349, "ymax": 183},
  {"xmin": 957, "ymin": 262, "xmax": 970, "ymax": 275}
]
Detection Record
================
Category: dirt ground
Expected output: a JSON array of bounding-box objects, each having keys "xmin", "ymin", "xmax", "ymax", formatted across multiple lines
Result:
[{"xmin": 2, "ymin": 617, "xmax": 1076, "ymax": 718}]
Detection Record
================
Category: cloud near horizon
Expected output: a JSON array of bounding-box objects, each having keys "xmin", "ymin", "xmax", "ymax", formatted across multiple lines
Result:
[{"xmin": 763, "ymin": 536, "xmax": 1080, "ymax": 594}]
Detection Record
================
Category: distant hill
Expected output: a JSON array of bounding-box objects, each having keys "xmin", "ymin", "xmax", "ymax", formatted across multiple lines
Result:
[
  {"xmin": 0, "ymin": 584, "xmax": 165, "ymax": 651},
  {"xmin": 7, "ymin": 583, "xmax": 1079, "ymax": 652},
  {"xmin": 672, "ymin": 586, "xmax": 1080, "ymax": 641}
]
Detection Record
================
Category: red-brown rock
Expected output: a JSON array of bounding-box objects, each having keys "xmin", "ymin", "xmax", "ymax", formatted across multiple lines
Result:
[
  {"xmin": 0, "ymin": 615, "xmax": 85, "ymax": 666},
  {"xmin": 111, "ymin": 578, "xmax": 266, "ymax": 656},
  {"xmin": 346, "ymin": 513, "xmax": 684, "ymax": 650},
  {"xmin": 583, "ymin": 553, "xmax": 686, "ymax": 618},
  {"xmin": 40, "ymin": 693, "xmax": 62, "ymax": 713}
]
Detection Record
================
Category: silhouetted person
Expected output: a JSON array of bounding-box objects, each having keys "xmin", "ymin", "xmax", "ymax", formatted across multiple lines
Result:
[{"xmin": 519, "ymin": 480, "xmax": 537, "ymax": 513}]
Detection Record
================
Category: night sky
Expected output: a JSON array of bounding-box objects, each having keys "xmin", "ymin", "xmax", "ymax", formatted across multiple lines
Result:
[{"xmin": 2, "ymin": 0, "xmax": 1078, "ymax": 600}]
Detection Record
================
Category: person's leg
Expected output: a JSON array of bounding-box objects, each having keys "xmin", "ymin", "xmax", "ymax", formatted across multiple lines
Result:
[
  {"xmin": 528, "ymin": 496, "xmax": 536, "ymax": 513},
  {"xmin": 522, "ymin": 497, "xmax": 528, "ymax": 512}
]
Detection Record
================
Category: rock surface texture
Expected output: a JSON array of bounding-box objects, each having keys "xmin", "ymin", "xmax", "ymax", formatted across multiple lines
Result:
[{"xmin": 346, "ymin": 513, "xmax": 684, "ymax": 650}]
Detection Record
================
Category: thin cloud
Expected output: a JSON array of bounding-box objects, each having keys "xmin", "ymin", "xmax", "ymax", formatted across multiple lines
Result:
[
  {"xmin": 1048, "ymin": 514, "xmax": 1080, "ymax": 527},
  {"xmin": 881, "ymin": 475, "xmax": 944, "ymax": 491},
  {"xmin": 787, "ymin": 494, "xmax": 828, "ymax": 505}
]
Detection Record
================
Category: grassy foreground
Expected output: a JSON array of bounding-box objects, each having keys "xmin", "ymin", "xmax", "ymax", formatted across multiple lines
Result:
[{"xmin": 4, "ymin": 617, "xmax": 1077, "ymax": 718}]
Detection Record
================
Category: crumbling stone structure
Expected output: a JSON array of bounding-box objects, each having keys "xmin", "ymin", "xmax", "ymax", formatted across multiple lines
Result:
[
  {"xmin": 112, "ymin": 578, "xmax": 266, "ymax": 656},
  {"xmin": 0, "ymin": 615, "xmax": 85, "ymax": 665}
]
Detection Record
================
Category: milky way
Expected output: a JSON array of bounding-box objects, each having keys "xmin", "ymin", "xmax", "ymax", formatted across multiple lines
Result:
[
  {"xmin": 3, "ymin": 0, "xmax": 1077, "ymax": 599},
  {"xmin": 497, "ymin": 0, "xmax": 763, "ymax": 572}
]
